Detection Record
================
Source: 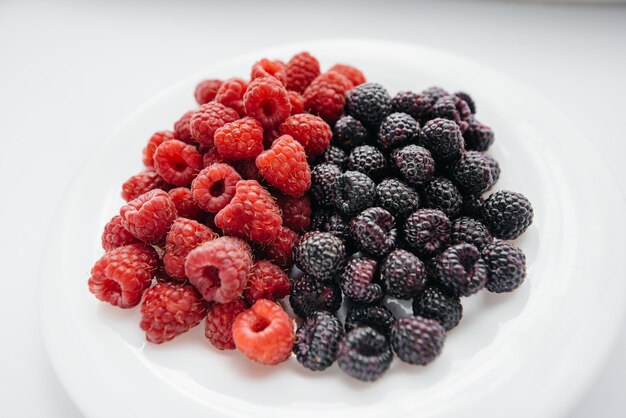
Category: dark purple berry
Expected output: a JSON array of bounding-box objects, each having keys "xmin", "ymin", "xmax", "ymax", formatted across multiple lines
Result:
[
  {"xmin": 461, "ymin": 194, "xmax": 484, "ymax": 219},
  {"xmin": 378, "ymin": 112, "xmax": 420, "ymax": 150},
  {"xmin": 293, "ymin": 311, "xmax": 344, "ymax": 371},
  {"xmin": 451, "ymin": 151, "xmax": 493, "ymax": 195},
  {"xmin": 450, "ymin": 216, "xmax": 493, "ymax": 250},
  {"xmin": 345, "ymin": 83, "xmax": 392, "ymax": 128},
  {"xmin": 293, "ymin": 231, "xmax": 346, "ymax": 281},
  {"xmin": 310, "ymin": 163, "xmax": 341, "ymax": 208},
  {"xmin": 376, "ymin": 178, "xmax": 420, "ymax": 220},
  {"xmin": 340, "ymin": 257, "xmax": 384, "ymax": 306},
  {"xmin": 348, "ymin": 145, "xmax": 387, "ymax": 180},
  {"xmin": 403, "ymin": 209, "xmax": 451, "ymax": 257},
  {"xmin": 422, "ymin": 86, "xmax": 449, "ymax": 103},
  {"xmin": 350, "ymin": 207, "xmax": 397, "ymax": 258},
  {"xmin": 391, "ymin": 90, "xmax": 434, "ymax": 123},
  {"xmin": 335, "ymin": 171, "xmax": 377, "ymax": 216},
  {"xmin": 318, "ymin": 145, "xmax": 348, "ymax": 170},
  {"xmin": 422, "ymin": 177, "xmax": 463, "ymax": 219},
  {"xmin": 482, "ymin": 241, "xmax": 527, "ymax": 293},
  {"xmin": 380, "ymin": 249, "xmax": 427, "ymax": 299},
  {"xmin": 337, "ymin": 327, "xmax": 393, "ymax": 382},
  {"xmin": 333, "ymin": 115, "xmax": 369, "ymax": 150},
  {"xmin": 412, "ymin": 286, "xmax": 463, "ymax": 331},
  {"xmin": 391, "ymin": 144, "xmax": 435, "ymax": 187},
  {"xmin": 344, "ymin": 305, "xmax": 395, "ymax": 337},
  {"xmin": 390, "ymin": 316, "xmax": 445, "ymax": 365},
  {"xmin": 464, "ymin": 117, "xmax": 494, "ymax": 151},
  {"xmin": 483, "ymin": 154, "xmax": 500, "ymax": 190},
  {"xmin": 454, "ymin": 91, "xmax": 476, "ymax": 114},
  {"xmin": 289, "ymin": 275, "xmax": 342, "ymax": 318},
  {"xmin": 482, "ymin": 190, "xmax": 534, "ymax": 239},
  {"xmin": 421, "ymin": 118, "xmax": 464, "ymax": 163},
  {"xmin": 432, "ymin": 95, "xmax": 471, "ymax": 131},
  {"xmin": 435, "ymin": 243, "xmax": 487, "ymax": 297}
]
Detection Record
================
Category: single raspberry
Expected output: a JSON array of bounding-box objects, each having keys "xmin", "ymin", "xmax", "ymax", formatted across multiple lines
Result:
[
  {"xmin": 289, "ymin": 275, "xmax": 342, "ymax": 318},
  {"xmin": 292, "ymin": 231, "xmax": 346, "ymax": 281},
  {"xmin": 350, "ymin": 207, "xmax": 397, "ymax": 258},
  {"xmin": 450, "ymin": 216, "xmax": 493, "ymax": 251},
  {"xmin": 231, "ymin": 159, "xmax": 261, "ymax": 181},
  {"xmin": 432, "ymin": 95, "xmax": 471, "ymax": 131},
  {"xmin": 375, "ymin": 178, "xmax": 420, "ymax": 220},
  {"xmin": 279, "ymin": 113, "xmax": 332, "ymax": 157},
  {"xmin": 286, "ymin": 52, "xmax": 320, "ymax": 93},
  {"xmin": 335, "ymin": 171, "xmax": 377, "ymax": 216},
  {"xmin": 276, "ymin": 194, "xmax": 311, "ymax": 233},
  {"xmin": 461, "ymin": 194, "xmax": 484, "ymax": 219},
  {"xmin": 205, "ymin": 299, "xmax": 247, "ymax": 350},
  {"xmin": 303, "ymin": 81, "xmax": 346, "ymax": 124},
  {"xmin": 464, "ymin": 117, "xmax": 494, "ymax": 151},
  {"xmin": 244, "ymin": 260, "xmax": 291, "ymax": 304},
  {"xmin": 140, "ymin": 283, "xmax": 206, "ymax": 344},
  {"xmin": 233, "ymin": 299, "xmax": 295, "ymax": 365},
  {"xmin": 390, "ymin": 316, "xmax": 446, "ymax": 365},
  {"xmin": 243, "ymin": 76, "xmax": 291, "ymax": 128},
  {"xmin": 214, "ymin": 117, "xmax": 264, "ymax": 160},
  {"xmin": 191, "ymin": 163, "xmax": 241, "ymax": 213},
  {"xmin": 345, "ymin": 82, "xmax": 392, "ymax": 128},
  {"xmin": 454, "ymin": 91, "xmax": 476, "ymax": 114},
  {"xmin": 251, "ymin": 58, "xmax": 287, "ymax": 85},
  {"xmin": 310, "ymin": 71, "xmax": 354, "ymax": 92},
  {"xmin": 451, "ymin": 151, "xmax": 493, "ymax": 195},
  {"xmin": 194, "ymin": 79, "xmax": 223, "ymax": 105},
  {"xmin": 348, "ymin": 145, "xmax": 387, "ymax": 180},
  {"xmin": 329, "ymin": 63, "xmax": 366, "ymax": 86},
  {"xmin": 101, "ymin": 215, "xmax": 139, "ymax": 251},
  {"xmin": 484, "ymin": 154, "xmax": 500, "ymax": 190},
  {"xmin": 215, "ymin": 77, "xmax": 248, "ymax": 116},
  {"xmin": 378, "ymin": 112, "xmax": 420, "ymax": 150},
  {"xmin": 142, "ymin": 130, "xmax": 175, "ymax": 167},
  {"xmin": 173, "ymin": 110, "xmax": 194, "ymax": 143},
  {"xmin": 421, "ymin": 118, "xmax": 464, "ymax": 162},
  {"xmin": 482, "ymin": 241, "xmax": 527, "ymax": 293},
  {"xmin": 422, "ymin": 177, "xmax": 463, "ymax": 219},
  {"xmin": 214, "ymin": 180, "xmax": 282, "ymax": 244},
  {"xmin": 153, "ymin": 139, "xmax": 202, "ymax": 186},
  {"xmin": 482, "ymin": 190, "xmax": 534, "ymax": 239},
  {"xmin": 88, "ymin": 243, "xmax": 158, "ymax": 308},
  {"xmin": 120, "ymin": 189, "xmax": 177, "ymax": 243},
  {"xmin": 391, "ymin": 91, "xmax": 433, "ymax": 123},
  {"xmin": 412, "ymin": 286, "xmax": 463, "ymax": 331},
  {"xmin": 344, "ymin": 306, "xmax": 395, "ymax": 337},
  {"xmin": 390, "ymin": 144, "xmax": 435, "ymax": 187},
  {"xmin": 294, "ymin": 311, "xmax": 343, "ymax": 371},
  {"xmin": 256, "ymin": 135, "xmax": 311, "ymax": 198},
  {"xmin": 380, "ymin": 249, "xmax": 427, "ymax": 299},
  {"xmin": 184, "ymin": 236, "xmax": 253, "ymax": 303},
  {"xmin": 201, "ymin": 146, "xmax": 228, "ymax": 168},
  {"xmin": 340, "ymin": 257, "xmax": 384, "ymax": 306},
  {"xmin": 287, "ymin": 90, "xmax": 305, "ymax": 115},
  {"xmin": 318, "ymin": 145, "xmax": 348, "ymax": 170},
  {"xmin": 121, "ymin": 169, "xmax": 169, "ymax": 202},
  {"xmin": 337, "ymin": 327, "xmax": 393, "ymax": 382},
  {"xmin": 332, "ymin": 116, "xmax": 369, "ymax": 150},
  {"xmin": 403, "ymin": 209, "xmax": 451, "ymax": 257},
  {"xmin": 163, "ymin": 217, "xmax": 217, "ymax": 280},
  {"xmin": 167, "ymin": 187, "xmax": 203, "ymax": 220},
  {"xmin": 189, "ymin": 102, "xmax": 239, "ymax": 146},
  {"xmin": 310, "ymin": 163, "xmax": 342, "ymax": 207},
  {"xmin": 260, "ymin": 226, "xmax": 298, "ymax": 268},
  {"xmin": 435, "ymin": 243, "xmax": 487, "ymax": 297}
]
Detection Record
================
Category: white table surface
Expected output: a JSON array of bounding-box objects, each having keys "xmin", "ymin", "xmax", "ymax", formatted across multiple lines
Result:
[{"xmin": 1, "ymin": 0, "xmax": 624, "ymax": 417}]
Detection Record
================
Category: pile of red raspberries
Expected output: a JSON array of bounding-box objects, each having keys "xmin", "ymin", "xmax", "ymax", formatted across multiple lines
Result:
[{"xmin": 88, "ymin": 51, "xmax": 532, "ymax": 382}]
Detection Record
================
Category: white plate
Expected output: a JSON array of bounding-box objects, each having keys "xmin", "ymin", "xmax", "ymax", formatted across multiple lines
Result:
[{"xmin": 39, "ymin": 39, "xmax": 626, "ymax": 418}]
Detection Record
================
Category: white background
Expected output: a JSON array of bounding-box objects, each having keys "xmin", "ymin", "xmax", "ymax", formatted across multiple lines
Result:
[{"xmin": 1, "ymin": 0, "xmax": 625, "ymax": 416}]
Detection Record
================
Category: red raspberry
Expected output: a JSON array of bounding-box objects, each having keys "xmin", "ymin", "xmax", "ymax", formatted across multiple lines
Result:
[
  {"xmin": 185, "ymin": 236, "xmax": 253, "ymax": 303},
  {"xmin": 231, "ymin": 159, "xmax": 260, "ymax": 181},
  {"xmin": 173, "ymin": 110, "xmax": 195, "ymax": 143},
  {"xmin": 288, "ymin": 91, "xmax": 305, "ymax": 115},
  {"xmin": 285, "ymin": 52, "xmax": 320, "ymax": 93},
  {"xmin": 279, "ymin": 113, "xmax": 332, "ymax": 157},
  {"xmin": 256, "ymin": 135, "xmax": 311, "ymax": 198},
  {"xmin": 101, "ymin": 215, "xmax": 139, "ymax": 251},
  {"xmin": 190, "ymin": 102, "xmax": 239, "ymax": 146},
  {"xmin": 153, "ymin": 139, "xmax": 202, "ymax": 186},
  {"xmin": 215, "ymin": 78, "xmax": 248, "ymax": 116},
  {"xmin": 214, "ymin": 180, "xmax": 282, "ymax": 244},
  {"xmin": 244, "ymin": 261, "xmax": 291, "ymax": 305},
  {"xmin": 143, "ymin": 131, "xmax": 175, "ymax": 167},
  {"xmin": 276, "ymin": 194, "xmax": 311, "ymax": 232},
  {"xmin": 202, "ymin": 146, "xmax": 228, "ymax": 168},
  {"xmin": 251, "ymin": 58, "xmax": 287, "ymax": 85},
  {"xmin": 121, "ymin": 169, "xmax": 169, "ymax": 202},
  {"xmin": 120, "ymin": 189, "xmax": 177, "ymax": 243},
  {"xmin": 329, "ymin": 64, "xmax": 366, "ymax": 86},
  {"xmin": 194, "ymin": 79, "xmax": 223, "ymax": 105},
  {"xmin": 205, "ymin": 299, "xmax": 247, "ymax": 350},
  {"xmin": 214, "ymin": 117, "xmax": 264, "ymax": 160},
  {"xmin": 191, "ymin": 163, "xmax": 241, "ymax": 213},
  {"xmin": 303, "ymin": 72, "xmax": 353, "ymax": 124},
  {"xmin": 260, "ymin": 226, "xmax": 298, "ymax": 268},
  {"xmin": 140, "ymin": 282, "xmax": 207, "ymax": 344},
  {"xmin": 163, "ymin": 217, "xmax": 217, "ymax": 280},
  {"xmin": 243, "ymin": 76, "xmax": 291, "ymax": 129},
  {"xmin": 232, "ymin": 299, "xmax": 295, "ymax": 365},
  {"xmin": 312, "ymin": 71, "xmax": 354, "ymax": 91},
  {"xmin": 167, "ymin": 187, "xmax": 203, "ymax": 220},
  {"xmin": 88, "ymin": 243, "xmax": 158, "ymax": 308}
]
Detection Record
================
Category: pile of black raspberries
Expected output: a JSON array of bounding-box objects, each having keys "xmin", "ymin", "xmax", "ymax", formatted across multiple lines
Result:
[{"xmin": 290, "ymin": 83, "xmax": 534, "ymax": 382}]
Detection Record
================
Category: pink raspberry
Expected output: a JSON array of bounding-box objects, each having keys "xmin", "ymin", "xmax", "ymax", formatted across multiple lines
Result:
[
  {"xmin": 329, "ymin": 64, "xmax": 366, "ymax": 86},
  {"xmin": 167, "ymin": 187, "xmax": 203, "ymax": 220},
  {"xmin": 121, "ymin": 169, "xmax": 169, "ymax": 202},
  {"xmin": 120, "ymin": 189, "xmax": 177, "ymax": 243},
  {"xmin": 285, "ymin": 52, "xmax": 320, "ymax": 93},
  {"xmin": 279, "ymin": 113, "xmax": 332, "ymax": 157},
  {"xmin": 215, "ymin": 78, "xmax": 248, "ymax": 116},
  {"xmin": 191, "ymin": 163, "xmax": 241, "ymax": 213},
  {"xmin": 202, "ymin": 146, "xmax": 228, "ymax": 168},
  {"xmin": 251, "ymin": 58, "xmax": 287, "ymax": 85},
  {"xmin": 142, "ymin": 130, "xmax": 175, "ymax": 167},
  {"xmin": 185, "ymin": 236, "xmax": 253, "ymax": 303},
  {"xmin": 288, "ymin": 91, "xmax": 305, "ymax": 115},
  {"xmin": 189, "ymin": 102, "xmax": 239, "ymax": 146},
  {"xmin": 260, "ymin": 226, "xmax": 299, "ymax": 268},
  {"xmin": 163, "ymin": 217, "xmax": 217, "ymax": 280},
  {"xmin": 173, "ymin": 110, "xmax": 195, "ymax": 143},
  {"xmin": 256, "ymin": 135, "xmax": 311, "ymax": 198},
  {"xmin": 276, "ymin": 194, "xmax": 312, "ymax": 233},
  {"xmin": 153, "ymin": 139, "xmax": 202, "ymax": 186},
  {"xmin": 214, "ymin": 117, "xmax": 264, "ymax": 160},
  {"xmin": 101, "ymin": 215, "xmax": 139, "ymax": 251},
  {"xmin": 243, "ymin": 76, "xmax": 291, "ymax": 129},
  {"xmin": 194, "ymin": 79, "xmax": 223, "ymax": 105},
  {"xmin": 243, "ymin": 260, "xmax": 291, "ymax": 305},
  {"xmin": 205, "ymin": 299, "xmax": 247, "ymax": 350}
]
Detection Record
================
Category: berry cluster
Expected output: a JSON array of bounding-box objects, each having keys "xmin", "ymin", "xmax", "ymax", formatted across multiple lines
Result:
[{"xmin": 88, "ymin": 52, "xmax": 534, "ymax": 382}]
